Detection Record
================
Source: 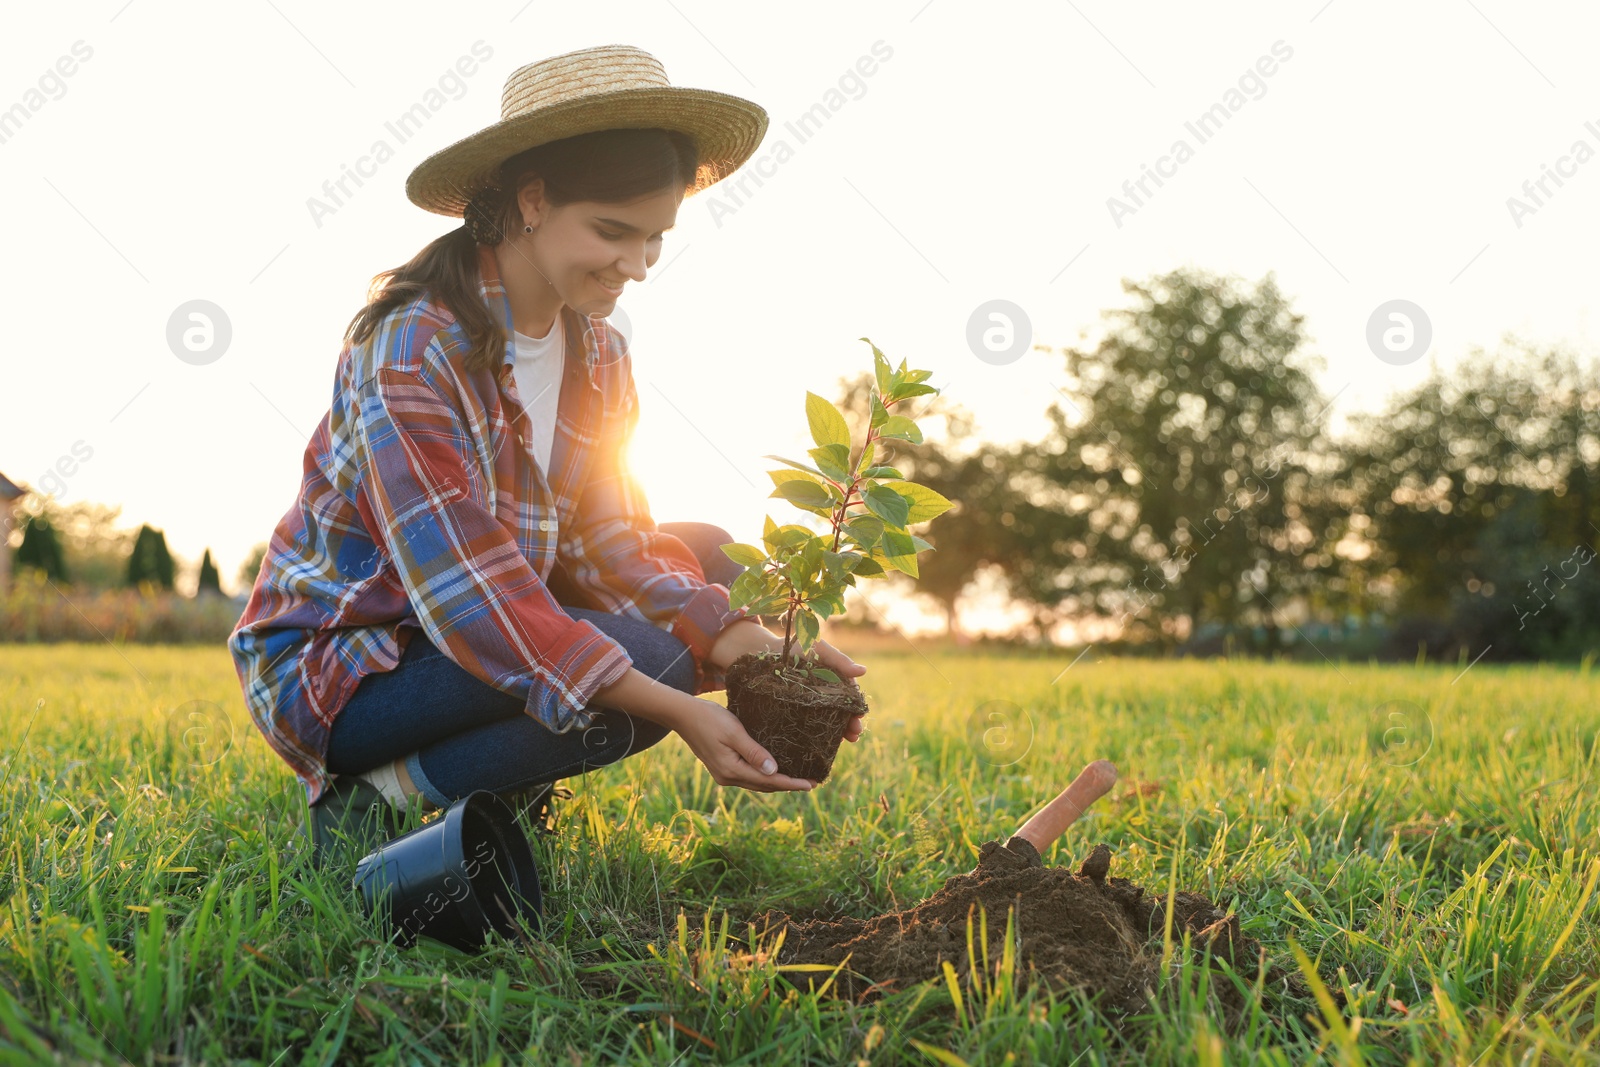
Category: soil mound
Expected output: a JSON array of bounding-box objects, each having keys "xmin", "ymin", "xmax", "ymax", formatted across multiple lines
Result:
[{"xmin": 759, "ymin": 840, "xmax": 1311, "ymax": 1022}]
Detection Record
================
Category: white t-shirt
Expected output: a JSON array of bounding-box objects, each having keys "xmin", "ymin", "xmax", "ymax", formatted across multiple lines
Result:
[{"xmin": 511, "ymin": 315, "xmax": 564, "ymax": 473}]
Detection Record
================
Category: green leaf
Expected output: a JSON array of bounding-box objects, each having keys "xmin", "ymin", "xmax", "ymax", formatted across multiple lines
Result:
[
  {"xmin": 768, "ymin": 468, "xmax": 829, "ymax": 490},
  {"xmin": 861, "ymin": 466, "xmax": 904, "ymax": 480},
  {"xmin": 764, "ymin": 454, "xmax": 830, "ymax": 479},
  {"xmin": 822, "ymin": 550, "xmax": 862, "ymax": 577},
  {"xmin": 728, "ymin": 569, "xmax": 764, "ymax": 609},
  {"xmin": 720, "ymin": 543, "xmax": 768, "ymax": 568},
  {"xmin": 733, "ymin": 567, "xmax": 783, "ymax": 601},
  {"xmin": 852, "ymin": 556, "xmax": 886, "ymax": 577},
  {"xmin": 796, "ymin": 610, "xmax": 820, "ymax": 650},
  {"xmin": 808, "ymin": 443, "xmax": 852, "ymax": 482},
  {"xmin": 863, "ymin": 337, "xmax": 894, "ymax": 397},
  {"xmin": 842, "ymin": 515, "xmax": 885, "ymax": 549},
  {"xmin": 769, "ymin": 478, "xmax": 831, "ymax": 511},
  {"xmin": 809, "ymin": 586, "xmax": 848, "ymax": 619},
  {"xmin": 805, "ymin": 391, "xmax": 851, "ymax": 451},
  {"xmin": 862, "ymin": 485, "xmax": 911, "ymax": 528},
  {"xmin": 887, "ymin": 381, "xmax": 939, "ymax": 403},
  {"xmin": 809, "ymin": 667, "xmax": 841, "ymax": 684},
  {"xmin": 878, "ymin": 480, "xmax": 953, "ymax": 524},
  {"xmin": 911, "ymin": 533, "xmax": 933, "ymax": 552},
  {"xmin": 855, "ymin": 438, "xmax": 875, "ymax": 475},
  {"xmin": 881, "ymin": 528, "xmax": 919, "ymax": 577},
  {"xmin": 878, "ymin": 415, "xmax": 923, "ymax": 444},
  {"xmin": 763, "ymin": 522, "xmax": 815, "ymax": 553},
  {"xmin": 869, "ymin": 393, "xmax": 889, "ymax": 430}
]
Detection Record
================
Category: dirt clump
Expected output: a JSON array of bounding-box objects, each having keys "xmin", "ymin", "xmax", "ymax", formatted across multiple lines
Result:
[
  {"xmin": 725, "ymin": 651, "xmax": 868, "ymax": 783},
  {"xmin": 758, "ymin": 840, "xmax": 1311, "ymax": 1024}
]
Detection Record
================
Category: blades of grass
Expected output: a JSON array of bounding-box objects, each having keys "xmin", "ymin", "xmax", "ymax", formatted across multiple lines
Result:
[
  {"xmin": 1158, "ymin": 820, "xmax": 1186, "ymax": 979},
  {"xmin": 995, "ymin": 904, "xmax": 1017, "ymax": 1018},
  {"xmin": 1288, "ymin": 936, "xmax": 1365, "ymax": 1067},
  {"xmin": 909, "ymin": 1038, "xmax": 973, "ymax": 1066},
  {"xmin": 1532, "ymin": 856, "xmax": 1600, "ymax": 987},
  {"xmin": 942, "ymin": 960, "xmax": 965, "ymax": 1025}
]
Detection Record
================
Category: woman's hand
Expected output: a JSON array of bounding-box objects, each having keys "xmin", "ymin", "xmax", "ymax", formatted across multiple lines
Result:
[
  {"xmin": 674, "ymin": 697, "xmax": 816, "ymax": 792},
  {"xmin": 591, "ymin": 668, "xmax": 814, "ymax": 792},
  {"xmin": 708, "ymin": 619, "xmax": 869, "ymax": 744}
]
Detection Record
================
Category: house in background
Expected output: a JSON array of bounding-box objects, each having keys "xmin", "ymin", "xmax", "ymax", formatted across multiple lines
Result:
[{"xmin": 0, "ymin": 471, "xmax": 26, "ymax": 594}]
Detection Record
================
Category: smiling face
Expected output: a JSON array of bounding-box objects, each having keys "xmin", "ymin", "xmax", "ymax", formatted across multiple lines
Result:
[{"xmin": 509, "ymin": 177, "xmax": 681, "ymax": 320}]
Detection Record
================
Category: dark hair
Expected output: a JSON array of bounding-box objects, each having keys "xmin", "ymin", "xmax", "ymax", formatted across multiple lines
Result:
[{"xmin": 343, "ymin": 127, "xmax": 699, "ymax": 374}]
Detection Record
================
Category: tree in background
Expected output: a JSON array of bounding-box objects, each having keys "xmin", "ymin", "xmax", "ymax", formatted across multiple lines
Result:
[
  {"xmin": 11, "ymin": 497, "xmax": 138, "ymax": 589},
  {"xmin": 1344, "ymin": 338, "xmax": 1600, "ymax": 660},
  {"xmin": 196, "ymin": 548, "xmax": 222, "ymax": 597},
  {"xmin": 913, "ymin": 444, "xmax": 1032, "ymax": 639},
  {"xmin": 15, "ymin": 512, "xmax": 69, "ymax": 582},
  {"xmin": 125, "ymin": 524, "xmax": 176, "ymax": 591},
  {"xmin": 1029, "ymin": 267, "xmax": 1330, "ymax": 649}
]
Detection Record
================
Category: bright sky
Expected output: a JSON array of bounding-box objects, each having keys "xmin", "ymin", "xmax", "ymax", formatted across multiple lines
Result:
[{"xmin": 4, "ymin": 2, "xmax": 1597, "ymax": 636}]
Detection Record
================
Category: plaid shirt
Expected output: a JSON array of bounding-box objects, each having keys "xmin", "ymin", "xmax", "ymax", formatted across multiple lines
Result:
[{"xmin": 228, "ymin": 241, "xmax": 748, "ymax": 807}]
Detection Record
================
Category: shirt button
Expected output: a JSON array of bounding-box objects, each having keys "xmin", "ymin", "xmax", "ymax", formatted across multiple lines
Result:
[{"xmin": 538, "ymin": 519, "xmax": 556, "ymax": 532}]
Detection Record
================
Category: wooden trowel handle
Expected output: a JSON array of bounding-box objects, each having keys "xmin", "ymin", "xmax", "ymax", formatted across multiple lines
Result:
[{"xmin": 1012, "ymin": 759, "xmax": 1118, "ymax": 855}]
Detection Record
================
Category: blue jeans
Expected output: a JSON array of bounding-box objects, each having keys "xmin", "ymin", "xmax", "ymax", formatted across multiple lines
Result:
[{"xmin": 324, "ymin": 521, "xmax": 743, "ymax": 808}]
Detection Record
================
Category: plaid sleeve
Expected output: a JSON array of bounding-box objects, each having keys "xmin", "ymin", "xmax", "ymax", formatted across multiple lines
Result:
[
  {"xmin": 560, "ymin": 363, "xmax": 750, "ymax": 695},
  {"xmin": 354, "ymin": 366, "xmax": 634, "ymax": 732}
]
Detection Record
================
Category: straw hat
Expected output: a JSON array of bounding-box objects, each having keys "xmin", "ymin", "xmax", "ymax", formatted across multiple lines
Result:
[{"xmin": 405, "ymin": 44, "xmax": 768, "ymax": 218}]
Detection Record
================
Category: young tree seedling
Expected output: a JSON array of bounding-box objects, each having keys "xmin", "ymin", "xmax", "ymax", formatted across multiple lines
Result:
[{"xmin": 720, "ymin": 338, "xmax": 954, "ymax": 683}]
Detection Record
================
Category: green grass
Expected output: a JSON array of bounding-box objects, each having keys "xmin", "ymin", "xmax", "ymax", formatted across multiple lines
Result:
[{"xmin": 0, "ymin": 642, "xmax": 1597, "ymax": 1065}]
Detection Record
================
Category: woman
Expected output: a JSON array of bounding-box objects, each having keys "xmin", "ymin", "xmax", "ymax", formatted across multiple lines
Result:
[{"xmin": 228, "ymin": 45, "xmax": 866, "ymax": 867}]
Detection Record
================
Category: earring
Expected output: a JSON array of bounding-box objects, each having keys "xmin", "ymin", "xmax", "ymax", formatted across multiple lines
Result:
[{"xmin": 524, "ymin": 223, "xmax": 534, "ymax": 234}]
